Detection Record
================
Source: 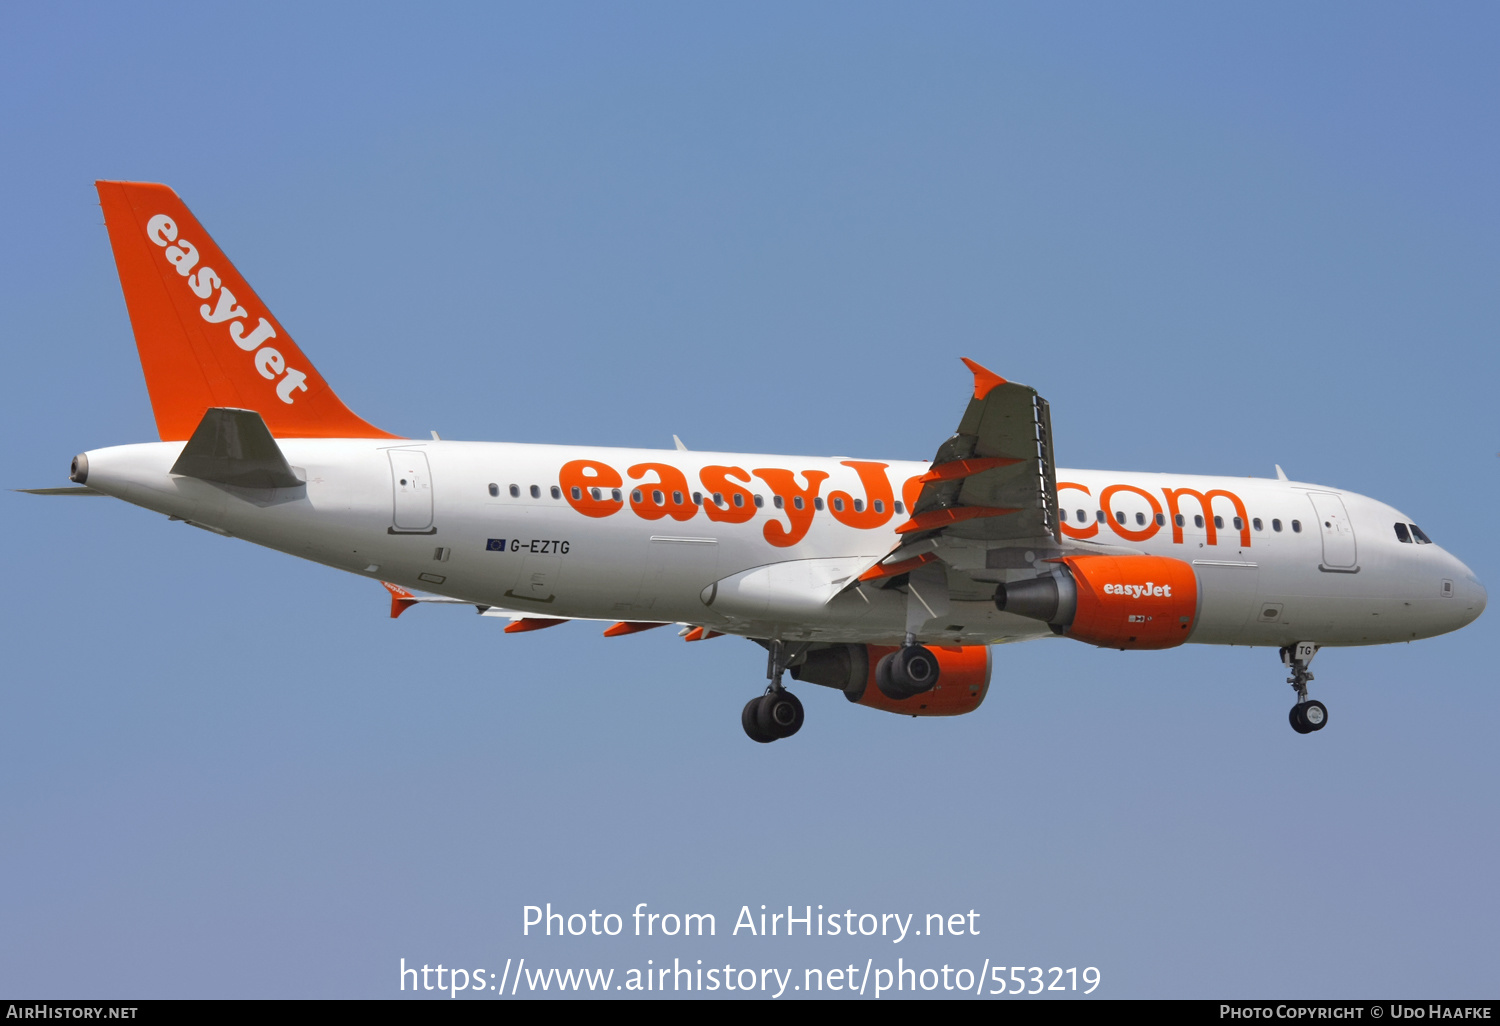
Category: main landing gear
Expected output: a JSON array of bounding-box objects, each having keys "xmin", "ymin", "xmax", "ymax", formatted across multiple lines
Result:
[
  {"xmin": 743, "ymin": 640, "xmax": 806, "ymax": 743},
  {"xmin": 875, "ymin": 637, "xmax": 939, "ymax": 701},
  {"xmin": 1281, "ymin": 642, "xmax": 1328, "ymax": 734}
]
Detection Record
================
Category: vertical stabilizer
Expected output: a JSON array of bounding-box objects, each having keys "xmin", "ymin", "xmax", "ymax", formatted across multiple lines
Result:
[{"xmin": 96, "ymin": 181, "xmax": 397, "ymax": 441}]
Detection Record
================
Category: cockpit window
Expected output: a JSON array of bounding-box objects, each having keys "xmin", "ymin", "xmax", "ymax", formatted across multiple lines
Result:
[
  {"xmin": 1394, "ymin": 522, "xmax": 1411, "ymax": 543},
  {"xmin": 1409, "ymin": 523, "xmax": 1432, "ymax": 544}
]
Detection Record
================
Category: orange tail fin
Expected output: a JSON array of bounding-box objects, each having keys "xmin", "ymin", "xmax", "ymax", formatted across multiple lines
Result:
[{"xmin": 96, "ymin": 181, "xmax": 397, "ymax": 441}]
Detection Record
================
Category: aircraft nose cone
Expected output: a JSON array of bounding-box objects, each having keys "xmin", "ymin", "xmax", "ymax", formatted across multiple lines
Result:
[{"xmin": 1448, "ymin": 552, "xmax": 1486, "ymax": 629}]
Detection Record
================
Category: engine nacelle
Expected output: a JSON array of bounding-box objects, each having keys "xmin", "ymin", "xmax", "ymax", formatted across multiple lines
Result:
[
  {"xmin": 994, "ymin": 554, "xmax": 1198, "ymax": 650},
  {"xmin": 790, "ymin": 643, "xmax": 991, "ymax": 717}
]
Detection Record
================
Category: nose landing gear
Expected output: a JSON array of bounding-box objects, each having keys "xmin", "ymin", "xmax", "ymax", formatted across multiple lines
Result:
[
  {"xmin": 1289, "ymin": 699, "xmax": 1328, "ymax": 734},
  {"xmin": 1281, "ymin": 642, "xmax": 1328, "ymax": 734},
  {"xmin": 742, "ymin": 640, "xmax": 807, "ymax": 743}
]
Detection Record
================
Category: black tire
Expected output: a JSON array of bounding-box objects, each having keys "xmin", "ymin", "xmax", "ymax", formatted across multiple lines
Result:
[
  {"xmin": 1301, "ymin": 699, "xmax": 1328, "ymax": 732},
  {"xmin": 875, "ymin": 652, "xmax": 898, "ymax": 699},
  {"xmin": 742, "ymin": 696, "xmax": 776, "ymax": 743},
  {"xmin": 756, "ymin": 690, "xmax": 805, "ymax": 739},
  {"xmin": 877, "ymin": 645, "xmax": 940, "ymax": 700},
  {"xmin": 900, "ymin": 646, "xmax": 939, "ymax": 690},
  {"xmin": 1289, "ymin": 704, "xmax": 1311, "ymax": 734}
]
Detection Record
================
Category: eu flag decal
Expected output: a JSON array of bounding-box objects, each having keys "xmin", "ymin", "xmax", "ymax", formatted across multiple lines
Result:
[{"xmin": 486, "ymin": 538, "xmax": 506, "ymax": 552}]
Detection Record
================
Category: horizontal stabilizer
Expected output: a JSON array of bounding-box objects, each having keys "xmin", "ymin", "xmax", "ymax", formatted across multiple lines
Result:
[
  {"xmin": 15, "ymin": 486, "xmax": 106, "ymax": 496},
  {"xmin": 171, "ymin": 407, "xmax": 302, "ymax": 489}
]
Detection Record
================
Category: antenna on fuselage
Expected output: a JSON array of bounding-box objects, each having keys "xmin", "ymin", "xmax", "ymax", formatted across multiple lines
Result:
[
  {"xmin": 1275, "ymin": 464, "xmax": 1288, "ymax": 481},
  {"xmin": 673, "ymin": 435, "xmax": 689, "ymax": 451}
]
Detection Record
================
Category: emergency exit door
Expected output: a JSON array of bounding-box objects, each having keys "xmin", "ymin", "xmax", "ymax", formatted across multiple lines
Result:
[
  {"xmin": 389, "ymin": 450, "xmax": 435, "ymax": 533},
  {"xmin": 1308, "ymin": 492, "xmax": 1357, "ymax": 570}
]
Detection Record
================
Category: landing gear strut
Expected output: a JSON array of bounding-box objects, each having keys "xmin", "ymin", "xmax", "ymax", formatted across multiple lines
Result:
[
  {"xmin": 1281, "ymin": 642, "xmax": 1328, "ymax": 734},
  {"xmin": 742, "ymin": 640, "xmax": 806, "ymax": 743}
]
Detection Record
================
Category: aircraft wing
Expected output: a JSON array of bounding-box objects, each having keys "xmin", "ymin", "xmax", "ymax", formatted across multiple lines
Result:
[
  {"xmin": 850, "ymin": 359, "xmax": 1067, "ymax": 592},
  {"xmin": 901, "ymin": 359, "xmax": 1058, "ymax": 545},
  {"xmin": 378, "ymin": 582, "xmax": 694, "ymax": 638}
]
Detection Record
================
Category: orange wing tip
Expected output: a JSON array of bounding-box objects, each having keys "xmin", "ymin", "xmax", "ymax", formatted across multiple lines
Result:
[
  {"xmin": 857, "ymin": 551, "xmax": 939, "ymax": 582},
  {"xmin": 917, "ymin": 456, "xmax": 1023, "ymax": 484},
  {"xmin": 381, "ymin": 581, "xmax": 418, "ymax": 619},
  {"xmin": 960, "ymin": 358, "xmax": 1007, "ymax": 400},
  {"xmin": 504, "ymin": 617, "xmax": 569, "ymax": 634},
  {"xmin": 683, "ymin": 627, "xmax": 724, "ymax": 642},
  {"xmin": 603, "ymin": 621, "xmax": 670, "ymax": 638},
  {"xmin": 894, "ymin": 505, "xmax": 1019, "ymax": 535}
]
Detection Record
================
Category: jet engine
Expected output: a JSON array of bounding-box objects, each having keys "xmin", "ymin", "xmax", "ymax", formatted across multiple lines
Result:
[
  {"xmin": 790, "ymin": 643, "xmax": 991, "ymax": 716},
  {"xmin": 993, "ymin": 554, "xmax": 1198, "ymax": 650}
]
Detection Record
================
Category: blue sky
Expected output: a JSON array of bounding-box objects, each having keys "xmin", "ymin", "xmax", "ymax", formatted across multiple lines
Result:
[{"xmin": 2, "ymin": 2, "xmax": 1497, "ymax": 999}]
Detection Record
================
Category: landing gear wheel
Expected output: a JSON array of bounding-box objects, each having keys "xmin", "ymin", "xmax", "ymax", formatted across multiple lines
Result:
[
  {"xmin": 1301, "ymin": 699, "xmax": 1328, "ymax": 732},
  {"xmin": 742, "ymin": 696, "xmax": 776, "ymax": 743},
  {"xmin": 876, "ymin": 645, "xmax": 940, "ymax": 700},
  {"xmin": 756, "ymin": 690, "xmax": 804, "ymax": 739},
  {"xmin": 1281, "ymin": 644, "xmax": 1326, "ymax": 735}
]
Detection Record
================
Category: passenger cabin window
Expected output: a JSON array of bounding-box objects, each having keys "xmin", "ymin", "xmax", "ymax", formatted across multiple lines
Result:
[
  {"xmin": 1116, "ymin": 511, "xmax": 1126, "ymax": 525},
  {"xmin": 1076, "ymin": 509, "xmax": 1086, "ymax": 522},
  {"xmin": 1194, "ymin": 515, "xmax": 1204, "ymax": 529},
  {"xmin": 754, "ymin": 494, "xmax": 764, "ymax": 508},
  {"xmin": 488, "ymin": 483, "xmax": 499, "ymax": 497},
  {"xmin": 652, "ymin": 490, "xmax": 664, "ymax": 505},
  {"xmin": 873, "ymin": 500, "xmax": 884, "ymax": 514},
  {"xmin": 570, "ymin": 486, "xmax": 582, "ymax": 500},
  {"xmin": 1253, "ymin": 518, "xmax": 1263, "ymax": 531},
  {"xmin": 612, "ymin": 489, "xmax": 623, "ymax": 502},
  {"xmin": 774, "ymin": 495, "xmax": 785, "ymax": 510},
  {"xmin": 1155, "ymin": 513, "xmax": 1166, "ymax": 526},
  {"xmin": 550, "ymin": 486, "xmax": 561, "ymax": 500},
  {"xmin": 1410, "ymin": 524, "xmax": 1432, "ymax": 544},
  {"xmin": 631, "ymin": 489, "xmax": 643, "ymax": 503},
  {"xmin": 1232, "ymin": 516, "xmax": 1243, "ymax": 531},
  {"xmin": 1096, "ymin": 510, "xmax": 1106, "ymax": 523},
  {"xmin": 1213, "ymin": 515, "xmax": 1224, "ymax": 529},
  {"xmin": 894, "ymin": 502, "xmax": 905, "ymax": 515},
  {"xmin": 673, "ymin": 490, "xmax": 683, "ymax": 505},
  {"xmin": 712, "ymin": 492, "xmax": 724, "ymax": 506},
  {"xmin": 832, "ymin": 498, "xmax": 845, "ymax": 512},
  {"xmin": 1175, "ymin": 514, "xmax": 1185, "ymax": 527},
  {"xmin": 590, "ymin": 488, "xmax": 602, "ymax": 501},
  {"xmin": 1291, "ymin": 520, "xmax": 1302, "ymax": 533},
  {"xmin": 853, "ymin": 499, "xmax": 864, "ymax": 513},
  {"xmin": 530, "ymin": 485, "xmax": 541, "ymax": 499},
  {"xmin": 814, "ymin": 498, "xmax": 825, "ymax": 511},
  {"xmin": 509, "ymin": 484, "xmax": 520, "ymax": 498},
  {"xmin": 794, "ymin": 496, "xmax": 805, "ymax": 510},
  {"xmin": 1394, "ymin": 523, "xmax": 1411, "ymax": 543},
  {"xmin": 692, "ymin": 491, "xmax": 703, "ymax": 505},
  {"xmin": 732, "ymin": 493, "xmax": 745, "ymax": 508}
]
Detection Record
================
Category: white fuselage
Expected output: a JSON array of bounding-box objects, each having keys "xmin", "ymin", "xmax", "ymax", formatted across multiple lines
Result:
[{"xmin": 78, "ymin": 438, "xmax": 1487, "ymax": 649}]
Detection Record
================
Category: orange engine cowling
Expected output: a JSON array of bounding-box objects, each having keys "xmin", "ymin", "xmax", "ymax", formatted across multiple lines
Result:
[
  {"xmin": 993, "ymin": 554, "xmax": 1198, "ymax": 650},
  {"xmin": 790, "ymin": 643, "xmax": 991, "ymax": 716}
]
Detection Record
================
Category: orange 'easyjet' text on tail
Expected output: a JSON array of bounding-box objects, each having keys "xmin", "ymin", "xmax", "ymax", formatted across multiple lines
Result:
[{"xmin": 96, "ymin": 181, "xmax": 397, "ymax": 441}]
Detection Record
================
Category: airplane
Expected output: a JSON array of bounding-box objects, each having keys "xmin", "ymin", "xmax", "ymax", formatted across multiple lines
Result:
[{"xmin": 25, "ymin": 181, "xmax": 1487, "ymax": 742}]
